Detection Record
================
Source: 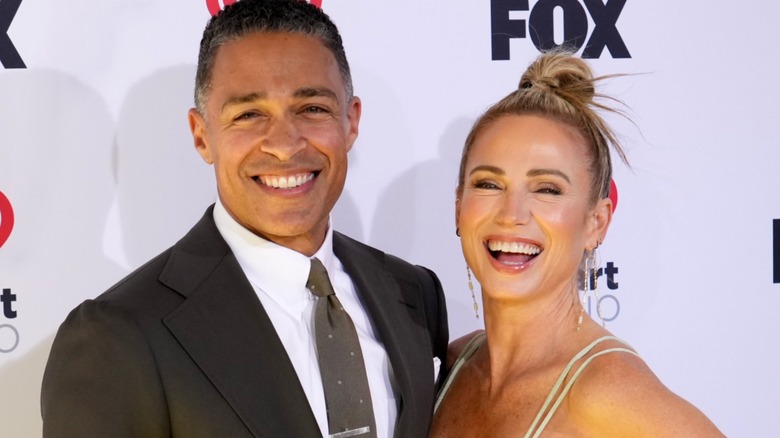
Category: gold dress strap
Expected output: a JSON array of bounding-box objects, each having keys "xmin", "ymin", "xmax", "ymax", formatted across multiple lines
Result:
[
  {"xmin": 525, "ymin": 336, "xmax": 639, "ymax": 438},
  {"xmin": 433, "ymin": 331, "xmax": 486, "ymax": 413}
]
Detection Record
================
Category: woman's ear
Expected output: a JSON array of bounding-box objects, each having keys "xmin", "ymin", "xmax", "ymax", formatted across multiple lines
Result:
[{"xmin": 589, "ymin": 197, "xmax": 613, "ymax": 248}]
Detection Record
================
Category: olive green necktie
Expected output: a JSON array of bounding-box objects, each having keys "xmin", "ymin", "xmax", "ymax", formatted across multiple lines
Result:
[{"xmin": 307, "ymin": 258, "xmax": 377, "ymax": 438}]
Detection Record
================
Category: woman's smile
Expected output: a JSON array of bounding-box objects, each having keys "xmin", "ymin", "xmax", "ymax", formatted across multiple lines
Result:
[{"xmin": 485, "ymin": 237, "xmax": 542, "ymax": 272}]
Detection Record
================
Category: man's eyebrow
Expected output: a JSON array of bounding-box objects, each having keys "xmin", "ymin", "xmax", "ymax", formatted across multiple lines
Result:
[
  {"xmin": 527, "ymin": 168, "xmax": 571, "ymax": 183},
  {"xmin": 219, "ymin": 88, "xmax": 339, "ymax": 113},
  {"xmin": 294, "ymin": 87, "xmax": 339, "ymax": 101},
  {"xmin": 220, "ymin": 92, "xmax": 266, "ymax": 113},
  {"xmin": 469, "ymin": 165, "xmax": 505, "ymax": 176}
]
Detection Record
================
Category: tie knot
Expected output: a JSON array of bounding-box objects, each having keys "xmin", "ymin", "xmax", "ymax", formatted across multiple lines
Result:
[{"xmin": 307, "ymin": 257, "xmax": 334, "ymax": 298}]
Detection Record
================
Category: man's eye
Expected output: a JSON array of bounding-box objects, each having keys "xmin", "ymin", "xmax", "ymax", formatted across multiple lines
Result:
[
  {"xmin": 303, "ymin": 106, "xmax": 328, "ymax": 114},
  {"xmin": 234, "ymin": 112, "xmax": 260, "ymax": 121}
]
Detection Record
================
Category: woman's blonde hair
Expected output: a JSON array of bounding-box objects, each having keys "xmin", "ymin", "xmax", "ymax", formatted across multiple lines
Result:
[{"xmin": 457, "ymin": 51, "xmax": 630, "ymax": 205}]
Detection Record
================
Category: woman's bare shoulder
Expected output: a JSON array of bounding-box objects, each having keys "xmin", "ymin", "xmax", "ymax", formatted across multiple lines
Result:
[
  {"xmin": 567, "ymin": 343, "xmax": 725, "ymax": 437},
  {"xmin": 446, "ymin": 329, "xmax": 485, "ymax": 370}
]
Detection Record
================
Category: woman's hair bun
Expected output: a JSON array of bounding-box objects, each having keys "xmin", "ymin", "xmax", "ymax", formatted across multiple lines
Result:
[
  {"xmin": 518, "ymin": 50, "xmax": 596, "ymax": 103},
  {"xmin": 457, "ymin": 49, "xmax": 631, "ymax": 203}
]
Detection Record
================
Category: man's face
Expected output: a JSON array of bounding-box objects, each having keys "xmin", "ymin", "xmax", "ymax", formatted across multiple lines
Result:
[{"xmin": 189, "ymin": 32, "xmax": 361, "ymax": 256}]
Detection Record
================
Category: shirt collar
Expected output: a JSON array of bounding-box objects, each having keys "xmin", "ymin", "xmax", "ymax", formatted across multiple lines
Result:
[{"xmin": 213, "ymin": 200, "xmax": 337, "ymax": 316}]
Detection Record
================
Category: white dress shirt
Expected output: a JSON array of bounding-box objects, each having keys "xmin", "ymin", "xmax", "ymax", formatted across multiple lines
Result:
[{"xmin": 213, "ymin": 201, "xmax": 397, "ymax": 438}]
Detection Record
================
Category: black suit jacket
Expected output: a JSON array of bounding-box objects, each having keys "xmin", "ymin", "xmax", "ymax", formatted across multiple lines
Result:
[{"xmin": 41, "ymin": 207, "xmax": 448, "ymax": 437}]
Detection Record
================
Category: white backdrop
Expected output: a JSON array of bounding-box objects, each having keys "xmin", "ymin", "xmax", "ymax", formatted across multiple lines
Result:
[{"xmin": 1, "ymin": 1, "xmax": 778, "ymax": 436}]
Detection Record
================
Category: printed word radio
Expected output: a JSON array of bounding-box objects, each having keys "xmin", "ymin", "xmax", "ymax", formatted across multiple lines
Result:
[{"xmin": 0, "ymin": 290, "xmax": 19, "ymax": 353}]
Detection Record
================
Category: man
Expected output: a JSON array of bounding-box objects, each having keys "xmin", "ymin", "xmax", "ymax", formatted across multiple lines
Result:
[{"xmin": 41, "ymin": 1, "xmax": 448, "ymax": 437}]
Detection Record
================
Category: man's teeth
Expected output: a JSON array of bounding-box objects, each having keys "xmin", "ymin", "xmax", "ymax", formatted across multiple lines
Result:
[
  {"xmin": 259, "ymin": 173, "xmax": 314, "ymax": 189},
  {"xmin": 488, "ymin": 240, "xmax": 541, "ymax": 255}
]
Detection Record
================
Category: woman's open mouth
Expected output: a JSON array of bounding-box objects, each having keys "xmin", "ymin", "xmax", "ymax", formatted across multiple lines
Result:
[{"xmin": 486, "ymin": 239, "xmax": 541, "ymax": 267}]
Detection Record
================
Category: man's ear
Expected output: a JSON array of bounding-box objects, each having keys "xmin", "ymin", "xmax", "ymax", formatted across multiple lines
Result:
[
  {"xmin": 345, "ymin": 96, "xmax": 362, "ymax": 152},
  {"xmin": 188, "ymin": 108, "xmax": 213, "ymax": 164},
  {"xmin": 455, "ymin": 186, "xmax": 462, "ymax": 235}
]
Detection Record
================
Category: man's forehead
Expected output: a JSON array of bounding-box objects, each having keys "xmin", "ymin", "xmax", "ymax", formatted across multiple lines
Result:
[
  {"xmin": 209, "ymin": 33, "xmax": 345, "ymax": 94},
  {"xmin": 218, "ymin": 30, "xmax": 330, "ymax": 59},
  {"xmin": 211, "ymin": 32, "xmax": 338, "ymax": 77}
]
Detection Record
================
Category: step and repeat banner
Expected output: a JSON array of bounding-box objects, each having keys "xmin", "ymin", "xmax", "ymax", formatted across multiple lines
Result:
[{"xmin": 1, "ymin": 1, "xmax": 778, "ymax": 436}]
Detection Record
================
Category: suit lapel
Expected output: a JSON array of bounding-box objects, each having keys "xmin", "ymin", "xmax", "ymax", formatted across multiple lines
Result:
[
  {"xmin": 159, "ymin": 209, "xmax": 321, "ymax": 437},
  {"xmin": 334, "ymin": 233, "xmax": 433, "ymax": 437}
]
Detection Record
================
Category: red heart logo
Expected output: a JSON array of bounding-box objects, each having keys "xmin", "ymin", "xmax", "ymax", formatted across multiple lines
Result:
[
  {"xmin": 207, "ymin": 0, "xmax": 322, "ymax": 16},
  {"xmin": 206, "ymin": 0, "xmax": 237, "ymax": 16},
  {"xmin": 609, "ymin": 179, "xmax": 618, "ymax": 213},
  {"xmin": 0, "ymin": 191, "xmax": 14, "ymax": 249}
]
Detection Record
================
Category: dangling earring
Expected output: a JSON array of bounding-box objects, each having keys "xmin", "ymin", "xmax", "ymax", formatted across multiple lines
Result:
[
  {"xmin": 466, "ymin": 265, "xmax": 480, "ymax": 319},
  {"xmin": 577, "ymin": 261, "xmax": 587, "ymax": 330},
  {"xmin": 579, "ymin": 240, "xmax": 605, "ymax": 330},
  {"xmin": 589, "ymin": 242, "xmax": 606, "ymax": 326},
  {"xmin": 593, "ymin": 241, "xmax": 605, "ymax": 325}
]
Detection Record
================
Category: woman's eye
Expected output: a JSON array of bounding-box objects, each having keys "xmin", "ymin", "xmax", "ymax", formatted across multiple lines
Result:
[
  {"xmin": 474, "ymin": 180, "xmax": 500, "ymax": 190},
  {"xmin": 536, "ymin": 184, "xmax": 562, "ymax": 195}
]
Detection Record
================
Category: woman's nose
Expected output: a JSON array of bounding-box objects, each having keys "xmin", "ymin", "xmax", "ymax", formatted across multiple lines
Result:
[{"xmin": 494, "ymin": 192, "xmax": 531, "ymax": 226}]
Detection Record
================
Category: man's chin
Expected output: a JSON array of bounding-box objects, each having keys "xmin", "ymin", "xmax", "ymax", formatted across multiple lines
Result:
[{"xmin": 247, "ymin": 218, "xmax": 329, "ymax": 252}]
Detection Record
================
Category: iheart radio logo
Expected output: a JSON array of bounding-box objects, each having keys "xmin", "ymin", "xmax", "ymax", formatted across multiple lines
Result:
[
  {"xmin": 0, "ymin": 191, "xmax": 13, "ymax": 249},
  {"xmin": 207, "ymin": 0, "xmax": 322, "ymax": 16}
]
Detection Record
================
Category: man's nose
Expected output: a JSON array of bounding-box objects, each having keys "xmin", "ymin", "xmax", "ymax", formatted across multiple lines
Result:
[{"xmin": 260, "ymin": 116, "xmax": 306, "ymax": 161}]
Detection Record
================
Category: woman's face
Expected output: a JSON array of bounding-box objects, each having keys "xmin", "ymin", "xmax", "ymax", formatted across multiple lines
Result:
[{"xmin": 456, "ymin": 115, "xmax": 611, "ymax": 302}]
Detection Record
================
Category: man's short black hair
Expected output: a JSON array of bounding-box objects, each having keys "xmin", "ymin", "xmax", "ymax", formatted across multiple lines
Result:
[{"xmin": 194, "ymin": 0, "xmax": 352, "ymax": 114}]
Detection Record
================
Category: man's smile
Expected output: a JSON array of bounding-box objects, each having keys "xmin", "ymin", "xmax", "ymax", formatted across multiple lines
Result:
[{"xmin": 254, "ymin": 172, "xmax": 317, "ymax": 189}]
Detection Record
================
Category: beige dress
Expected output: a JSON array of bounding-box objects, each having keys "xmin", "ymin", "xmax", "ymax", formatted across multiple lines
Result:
[{"xmin": 434, "ymin": 333, "xmax": 640, "ymax": 437}]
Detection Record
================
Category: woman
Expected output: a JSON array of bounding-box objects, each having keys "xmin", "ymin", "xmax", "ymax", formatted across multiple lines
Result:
[{"xmin": 430, "ymin": 52, "xmax": 723, "ymax": 437}]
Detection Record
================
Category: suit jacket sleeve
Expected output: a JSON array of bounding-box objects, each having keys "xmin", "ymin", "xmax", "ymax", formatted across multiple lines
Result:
[
  {"xmin": 41, "ymin": 299, "xmax": 170, "ymax": 437},
  {"xmin": 419, "ymin": 266, "xmax": 449, "ymax": 385}
]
